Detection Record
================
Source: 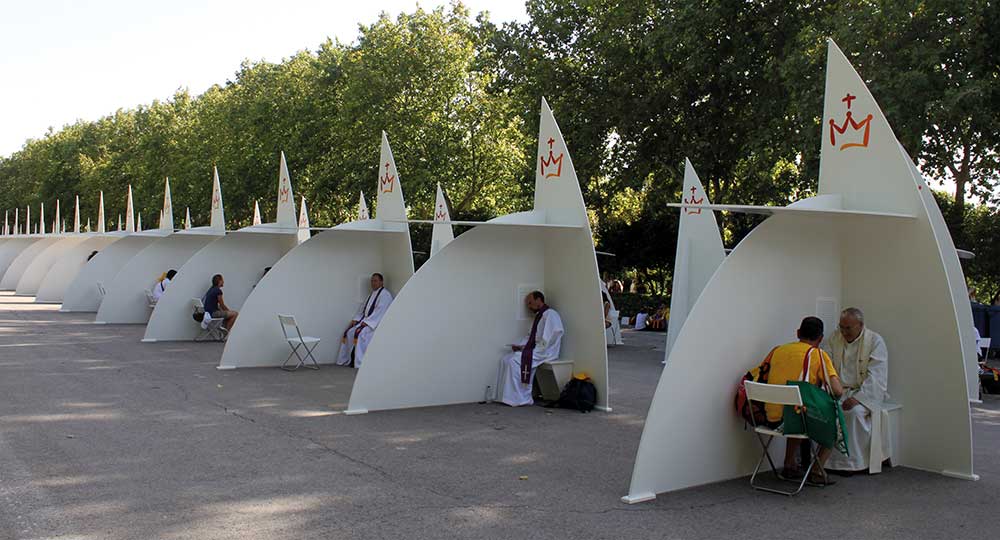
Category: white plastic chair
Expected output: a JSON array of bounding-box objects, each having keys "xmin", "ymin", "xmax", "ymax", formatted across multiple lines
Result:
[
  {"xmin": 744, "ymin": 381, "xmax": 819, "ymax": 496},
  {"xmin": 605, "ymin": 308, "xmax": 624, "ymax": 346},
  {"xmin": 278, "ymin": 314, "xmax": 321, "ymax": 371},
  {"xmin": 981, "ymin": 337, "xmax": 992, "ymax": 358},
  {"xmin": 191, "ymin": 298, "xmax": 225, "ymax": 342},
  {"xmin": 144, "ymin": 288, "xmax": 157, "ymax": 309}
]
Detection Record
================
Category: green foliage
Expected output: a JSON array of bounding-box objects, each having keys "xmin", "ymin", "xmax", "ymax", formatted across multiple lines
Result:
[{"xmin": 0, "ymin": 1, "xmax": 996, "ymax": 293}]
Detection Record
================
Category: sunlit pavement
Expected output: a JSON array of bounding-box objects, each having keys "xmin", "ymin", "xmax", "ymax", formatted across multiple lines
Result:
[{"xmin": 0, "ymin": 295, "xmax": 996, "ymax": 539}]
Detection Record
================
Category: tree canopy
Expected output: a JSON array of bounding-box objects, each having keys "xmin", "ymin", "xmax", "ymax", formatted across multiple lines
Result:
[{"xmin": 1, "ymin": 1, "xmax": 997, "ymax": 294}]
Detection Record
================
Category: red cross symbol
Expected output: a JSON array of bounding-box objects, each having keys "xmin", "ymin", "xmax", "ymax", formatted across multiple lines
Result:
[{"xmin": 842, "ymin": 93, "xmax": 856, "ymax": 109}]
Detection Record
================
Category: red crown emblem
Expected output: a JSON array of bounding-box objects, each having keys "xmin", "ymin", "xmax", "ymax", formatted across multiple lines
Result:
[
  {"xmin": 829, "ymin": 93, "xmax": 873, "ymax": 151},
  {"xmin": 279, "ymin": 182, "xmax": 290, "ymax": 203},
  {"xmin": 683, "ymin": 186, "xmax": 704, "ymax": 215},
  {"xmin": 298, "ymin": 214, "xmax": 307, "ymax": 227},
  {"xmin": 435, "ymin": 203, "xmax": 447, "ymax": 221},
  {"xmin": 380, "ymin": 162, "xmax": 395, "ymax": 193},
  {"xmin": 539, "ymin": 137, "xmax": 564, "ymax": 179}
]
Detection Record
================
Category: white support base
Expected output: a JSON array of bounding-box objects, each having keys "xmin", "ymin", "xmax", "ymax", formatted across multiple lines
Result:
[
  {"xmin": 595, "ymin": 405, "xmax": 613, "ymax": 412},
  {"xmin": 970, "ymin": 398, "xmax": 983, "ymax": 404},
  {"xmin": 344, "ymin": 408, "xmax": 369, "ymax": 416},
  {"xmin": 216, "ymin": 365, "xmax": 235, "ymax": 371},
  {"xmin": 620, "ymin": 492, "xmax": 656, "ymax": 504},
  {"xmin": 942, "ymin": 470, "xmax": 980, "ymax": 481},
  {"xmin": 141, "ymin": 338, "xmax": 157, "ymax": 343},
  {"xmin": 93, "ymin": 321, "xmax": 107, "ymax": 325}
]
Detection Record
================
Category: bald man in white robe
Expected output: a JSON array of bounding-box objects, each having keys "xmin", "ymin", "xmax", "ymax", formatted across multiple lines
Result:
[
  {"xmin": 496, "ymin": 291, "xmax": 564, "ymax": 406},
  {"xmin": 822, "ymin": 307, "xmax": 890, "ymax": 473},
  {"xmin": 336, "ymin": 273, "xmax": 393, "ymax": 368}
]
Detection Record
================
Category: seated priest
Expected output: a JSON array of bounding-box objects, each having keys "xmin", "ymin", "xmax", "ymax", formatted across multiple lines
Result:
[
  {"xmin": 336, "ymin": 273, "xmax": 392, "ymax": 368},
  {"xmin": 496, "ymin": 291, "xmax": 564, "ymax": 406},
  {"xmin": 822, "ymin": 307, "xmax": 890, "ymax": 474}
]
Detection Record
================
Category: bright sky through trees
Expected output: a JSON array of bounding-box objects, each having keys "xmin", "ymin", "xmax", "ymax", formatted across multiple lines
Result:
[{"xmin": 0, "ymin": 0, "xmax": 526, "ymax": 157}]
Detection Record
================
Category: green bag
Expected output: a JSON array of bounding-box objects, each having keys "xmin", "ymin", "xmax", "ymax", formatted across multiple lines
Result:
[{"xmin": 782, "ymin": 381, "xmax": 849, "ymax": 455}]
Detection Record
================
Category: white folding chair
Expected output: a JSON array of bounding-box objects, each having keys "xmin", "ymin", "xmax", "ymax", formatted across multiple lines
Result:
[
  {"xmin": 981, "ymin": 337, "xmax": 992, "ymax": 359},
  {"xmin": 278, "ymin": 314, "xmax": 321, "ymax": 371},
  {"xmin": 96, "ymin": 281, "xmax": 106, "ymax": 298},
  {"xmin": 192, "ymin": 298, "xmax": 225, "ymax": 342},
  {"xmin": 744, "ymin": 381, "xmax": 820, "ymax": 496},
  {"xmin": 144, "ymin": 288, "xmax": 157, "ymax": 309}
]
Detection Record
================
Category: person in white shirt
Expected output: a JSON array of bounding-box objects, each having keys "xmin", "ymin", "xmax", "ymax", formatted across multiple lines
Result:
[
  {"xmin": 151, "ymin": 269, "xmax": 176, "ymax": 302},
  {"xmin": 336, "ymin": 273, "xmax": 393, "ymax": 368},
  {"xmin": 495, "ymin": 291, "xmax": 564, "ymax": 406}
]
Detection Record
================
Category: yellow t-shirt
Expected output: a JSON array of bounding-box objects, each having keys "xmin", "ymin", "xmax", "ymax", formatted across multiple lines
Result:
[{"xmin": 764, "ymin": 341, "xmax": 838, "ymax": 422}]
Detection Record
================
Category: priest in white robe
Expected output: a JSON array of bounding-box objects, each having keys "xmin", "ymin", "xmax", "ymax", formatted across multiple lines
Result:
[
  {"xmin": 822, "ymin": 307, "xmax": 890, "ymax": 473},
  {"xmin": 336, "ymin": 273, "xmax": 393, "ymax": 368},
  {"xmin": 496, "ymin": 291, "xmax": 564, "ymax": 406}
]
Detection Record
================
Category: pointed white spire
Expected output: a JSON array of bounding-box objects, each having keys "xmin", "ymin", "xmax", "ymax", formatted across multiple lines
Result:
[
  {"xmin": 358, "ymin": 191, "xmax": 370, "ymax": 220},
  {"xmin": 535, "ymin": 97, "xmax": 589, "ymax": 227},
  {"xmin": 54, "ymin": 200, "xmax": 60, "ymax": 234},
  {"xmin": 125, "ymin": 185, "xmax": 135, "ymax": 232},
  {"xmin": 26, "ymin": 206, "xmax": 31, "ymax": 235},
  {"xmin": 13, "ymin": 208, "xmax": 18, "ymax": 236},
  {"xmin": 375, "ymin": 132, "xmax": 407, "ymax": 222},
  {"xmin": 430, "ymin": 183, "xmax": 454, "ymax": 257},
  {"xmin": 3, "ymin": 210, "xmax": 7, "ymax": 236},
  {"xmin": 210, "ymin": 166, "xmax": 225, "ymax": 230},
  {"xmin": 137, "ymin": 213, "xmax": 143, "ymax": 232},
  {"xmin": 74, "ymin": 196, "xmax": 80, "ymax": 233},
  {"xmin": 185, "ymin": 207, "xmax": 192, "ymax": 230},
  {"xmin": 160, "ymin": 177, "xmax": 174, "ymax": 231},
  {"xmin": 276, "ymin": 151, "xmax": 296, "ymax": 227},
  {"xmin": 117, "ymin": 214, "xmax": 123, "ymax": 231},
  {"xmin": 297, "ymin": 196, "xmax": 311, "ymax": 244},
  {"xmin": 86, "ymin": 217, "xmax": 91, "ymax": 233},
  {"xmin": 252, "ymin": 200, "xmax": 262, "ymax": 225},
  {"xmin": 39, "ymin": 202, "xmax": 45, "ymax": 236},
  {"xmin": 96, "ymin": 192, "xmax": 106, "ymax": 233}
]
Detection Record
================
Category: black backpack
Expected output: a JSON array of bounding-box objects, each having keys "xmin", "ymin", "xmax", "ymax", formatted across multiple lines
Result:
[{"xmin": 557, "ymin": 377, "xmax": 597, "ymax": 413}]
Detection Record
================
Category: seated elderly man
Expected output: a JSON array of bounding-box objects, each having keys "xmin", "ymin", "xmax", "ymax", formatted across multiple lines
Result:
[
  {"xmin": 496, "ymin": 291, "xmax": 564, "ymax": 406},
  {"xmin": 336, "ymin": 273, "xmax": 392, "ymax": 368},
  {"xmin": 822, "ymin": 307, "xmax": 890, "ymax": 474},
  {"xmin": 763, "ymin": 316, "xmax": 844, "ymax": 484}
]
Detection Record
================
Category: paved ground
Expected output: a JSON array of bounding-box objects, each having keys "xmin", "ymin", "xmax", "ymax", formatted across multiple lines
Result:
[{"xmin": 0, "ymin": 294, "xmax": 997, "ymax": 540}]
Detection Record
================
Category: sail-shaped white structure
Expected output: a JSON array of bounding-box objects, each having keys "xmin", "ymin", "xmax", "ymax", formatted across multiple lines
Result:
[
  {"xmin": 252, "ymin": 200, "xmax": 262, "ymax": 226},
  {"xmin": 143, "ymin": 153, "xmax": 300, "ymax": 341},
  {"xmin": 430, "ymin": 183, "xmax": 454, "ymax": 257},
  {"xmin": 219, "ymin": 134, "xmax": 414, "ymax": 368},
  {"xmin": 622, "ymin": 40, "xmax": 976, "ymax": 503},
  {"xmin": 358, "ymin": 191, "xmax": 370, "ymax": 220},
  {"xmin": 1, "ymin": 203, "xmax": 62, "ymax": 291},
  {"xmin": 663, "ymin": 160, "xmax": 726, "ymax": 363},
  {"xmin": 14, "ymin": 200, "xmax": 91, "ymax": 296},
  {"xmin": 96, "ymin": 169, "xmax": 227, "ymax": 324},
  {"xmin": 297, "ymin": 197, "xmax": 311, "ymax": 244},
  {"xmin": 346, "ymin": 99, "xmax": 608, "ymax": 414}
]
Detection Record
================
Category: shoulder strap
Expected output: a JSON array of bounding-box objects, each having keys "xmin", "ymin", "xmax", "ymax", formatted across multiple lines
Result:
[{"xmin": 800, "ymin": 347, "xmax": 815, "ymax": 382}]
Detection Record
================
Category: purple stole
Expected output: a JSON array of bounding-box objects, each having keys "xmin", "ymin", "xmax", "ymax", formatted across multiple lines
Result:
[
  {"xmin": 520, "ymin": 305, "xmax": 549, "ymax": 384},
  {"xmin": 345, "ymin": 287, "xmax": 384, "ymax": 342}
]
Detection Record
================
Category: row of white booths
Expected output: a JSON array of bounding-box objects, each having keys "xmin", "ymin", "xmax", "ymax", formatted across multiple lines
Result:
[{"xmin": 0, "ymin": 40, "xmax": 979, "ymax": 503}]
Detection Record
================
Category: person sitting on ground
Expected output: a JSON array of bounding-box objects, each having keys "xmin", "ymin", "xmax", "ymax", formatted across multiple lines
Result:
[
  {"xmin": 602, "ymin": 291, "xmax": 613, "ymax": 329},
  {"xmin": 646, "ymin": 304, "xmax": 668, "ymax": 331},
  {"xmin": 632, "ymin": 307, "xmax": 650, "ymax": 330},
  {"xmin": 336, "ymin": 273, "xmax": 392, "ymax": 368},
  {"xmin": 203, "ymin": 274, "xmax": 238, "ymax": 331},
  {"xmin": 821, "ymin": 307, "xmax": 889, "ymax": 474},
  {"xmin": 763, "ymin": 316, "xmax": 844, "ymax": 484},
  {"xmin": 496, "ymin": 291, "xmax": 564, "ymax": 406},
  {"xmin": 152, "ymin": 269, "xmax": 177, "ymax": 301}
]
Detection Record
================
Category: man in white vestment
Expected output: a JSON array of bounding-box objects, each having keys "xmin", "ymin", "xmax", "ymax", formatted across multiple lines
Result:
[
  {"xmin": 496, "ymin": 291, "xmax": 564, "ymax": 406},
  {"xmin": 336, "ymin": 273, "xmax": 393, "ymax": 368},
  {"xmin": 152, "ymin": 269, "xmax": 176, "ymax": 302},
  {"xmin": 822, "ymin": 307, "xmax": 890, "ymax": 473}
]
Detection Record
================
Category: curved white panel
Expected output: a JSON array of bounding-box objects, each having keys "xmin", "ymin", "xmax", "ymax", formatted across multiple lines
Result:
[
  {"xmin": 1, "ymin": 237, "xmax": 62, "ymax": 291},
  {"xmin": 95, "ymin": 232, "xmax": 223, "ymax": 323},
  {"xmin": 142, "ymin": 231, "xmax": 298, "ymax": 341},
  {"xmin": 16, "ymin": 236, "xmax": 88, "ymax": 295},
  {"xmin": 60, "ymin": 234, "xmax": 155, "ymax": 312},
  {"xmin": 0, "ymin": 239, "xmax": 38, "ymax": 281},
  {"xmin": 665, "ymin": 160, "xmax": 725, "ymax": 362},
  {"xmin": 219, "ymin": 229, "xmax": 414, "ymax": 368},
  {"xmin": 349, "ymin": 224, "xmax": 608, "ymax": 412},
  {"xmin": 36, "ymin": 235, "xmax": 122, "ymax": 303},
  {"xmin": 625, "ymin": 39, "xmax": 975, "ymax": 502}
]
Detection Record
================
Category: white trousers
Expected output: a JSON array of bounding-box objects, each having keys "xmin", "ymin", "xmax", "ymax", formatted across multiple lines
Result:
[
  {"xmin": 826, "ymin": 403, "xmax": 890, "ymax": 472},
  {"xmin": 497, "ymin": 352, "xmax": 537, "ymax": 407},
  {"xmin": 335, "ymin": 324, "xmax": 374, "ymax": 367}
]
